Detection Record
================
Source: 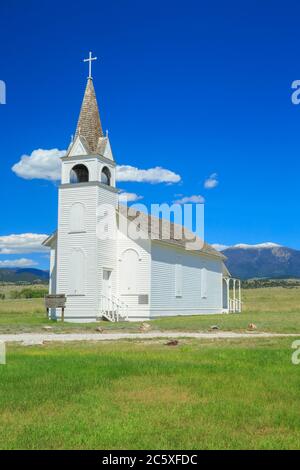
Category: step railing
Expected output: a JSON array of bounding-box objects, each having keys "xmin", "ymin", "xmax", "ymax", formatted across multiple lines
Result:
[
  {"xmin": 112, "ymin": 295, "xmax": 129, "ymax": 321},
  {"xmin": 99, "ymin": 294, "xmax": 129, "ymax": 322}
]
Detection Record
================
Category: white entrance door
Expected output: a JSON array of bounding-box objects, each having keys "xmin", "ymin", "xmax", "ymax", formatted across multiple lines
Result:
[{"xmin": 103, "ymin": 269, "xmax": 112, "ymax": 299}]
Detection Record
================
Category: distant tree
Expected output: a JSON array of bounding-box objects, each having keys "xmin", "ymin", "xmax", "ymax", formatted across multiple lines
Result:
[
  {"xmin": 10, "ymin": 288, "xmax": 48, "ymax": 299},
  {"xmin": 241, "ymin": 278, "xmax": 300, "ymax": 289}
]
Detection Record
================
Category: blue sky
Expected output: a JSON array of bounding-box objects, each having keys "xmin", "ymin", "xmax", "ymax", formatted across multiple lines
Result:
[{"xmin": 0, "ymin": 0, "xmax": 300, "ymax": 269}]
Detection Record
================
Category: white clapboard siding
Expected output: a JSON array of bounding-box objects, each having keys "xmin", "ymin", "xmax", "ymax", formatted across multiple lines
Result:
[
  {"xmin": 54, "ymin": 182, "xmax": 224, "ymax": 321},
  {"xmin": 150, "ymin": 242, "xmax": 223, "ymax": 316},
  {"xmin": 116, "ymin": 227, "xmax": 151, "ymax": 319},
  {"xmin": 56, "ymin": 183, "xmax": 117, "ymax": 320},
  {"xmin": 201, "ymin": 267, "xmax": 208, "ymax": 298},
  {"xmin": 69, "ymin": 248, "xmax": 85, "ymax": 295},
  {"xmin": 56, "ymin": 185, "xmax": 98, "ymax": 318},
  {"xmin": 96, "ymin": 185, "xmax": 117, "ymax": 312}
]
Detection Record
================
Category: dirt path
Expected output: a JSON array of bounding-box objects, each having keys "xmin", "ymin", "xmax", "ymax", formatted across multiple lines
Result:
[{"xmin": 0, "ymin": 331, "xmax": 300, "ymax": 345}]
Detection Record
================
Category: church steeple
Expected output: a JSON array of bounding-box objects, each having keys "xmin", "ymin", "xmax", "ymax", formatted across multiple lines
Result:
[
  {"xmin": 66, "ymin": 52, "xmax": 114, "ymax": 162},
  {"xmin": 74, "ymin": 77, "xmax": 104, "ymax": 154}
]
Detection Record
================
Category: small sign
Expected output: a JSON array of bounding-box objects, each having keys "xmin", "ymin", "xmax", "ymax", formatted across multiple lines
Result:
[{"xmin": 45, "ymin": 294, "xmax": 66, "ymax": 309}]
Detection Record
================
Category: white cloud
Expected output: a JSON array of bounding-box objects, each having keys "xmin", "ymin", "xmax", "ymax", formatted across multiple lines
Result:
[
  {"xmin": 12, "ymin": 148, "xmax": 65, "ymax": 181},
  {"xmin": 118, "ymin": 192, "xmax": 144, "ymax": 202},
  {"xmin": 212, "ymin": 243, "xmax": 229, "ymax": 251},
  {"xmin": 204, "ymin": 173, "xmax": 218, "ymax": 189},
  {"xmin": 0, "ymin": 258, "xmax": 38, "ymax": 268},
  {"xmin": 173, "ymin": 195, "xmax": 205, "ymax": 205},
  {"xmin": 12, "ymin": 149, "xmax": 182, "ymax": 185},
  {"xmin": 116, "ymin": 165, "xmax": 181, "ymax": 184},
  {"xmin": 0, "ymin": 233, "xmax": 49, "ymax": 254}
]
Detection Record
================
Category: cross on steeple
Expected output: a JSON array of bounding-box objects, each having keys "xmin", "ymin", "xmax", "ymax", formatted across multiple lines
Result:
[{"xmin": 83, "ymin": 51, "xmax": 97, "ymax": 79}]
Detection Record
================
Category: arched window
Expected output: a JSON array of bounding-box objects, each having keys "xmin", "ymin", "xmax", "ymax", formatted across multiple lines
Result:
[
  {"xmin": 70, "ymin": 164, "xmax": 89, "ymax": 183},
  {"xmin": 101, "ymin": 166, "xmax": 111, "ymax": 186},
  {"xmin": 69, "ymin": 203, "xmax": 85, "ymax": 232},
  {"xmin": 120, "ymin": 249, "xmax": 139, "ymax": 294}
]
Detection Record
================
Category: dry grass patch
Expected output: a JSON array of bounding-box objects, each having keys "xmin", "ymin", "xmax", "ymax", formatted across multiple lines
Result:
[{"xmin": 115, "ymin": 381, "xmax": 196, "ymax": 405}]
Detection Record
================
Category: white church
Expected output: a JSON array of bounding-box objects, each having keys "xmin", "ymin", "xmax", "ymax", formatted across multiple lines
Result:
[{"xmin": 44, "ymin": 54, "xmax": 241, "ymax": 322}]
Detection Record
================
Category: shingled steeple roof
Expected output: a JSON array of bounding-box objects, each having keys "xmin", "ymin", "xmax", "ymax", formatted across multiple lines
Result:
[{"xmin": 74, "ymin": 78, "xmax": 104, "ymax": 153}]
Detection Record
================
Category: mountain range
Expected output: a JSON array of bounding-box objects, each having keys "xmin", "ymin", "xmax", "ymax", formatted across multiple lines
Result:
[
  {"xmin": 0, "ymin": 268, "xmax": 49, "ymax": 283},
  {"xmin": 221, "ymin": 243, "xmax": 300, "ymax": 279},
  {"xmin": 1, "ymin": 243, "xmax": 300, "ymax": 282}
]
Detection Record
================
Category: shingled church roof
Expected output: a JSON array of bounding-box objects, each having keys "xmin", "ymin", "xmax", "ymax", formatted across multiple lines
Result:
[
  {"xmin": 118, "ymin": 204, "xmax": 225, "ymax": 259},
  {"xmin": 74, "ymin": 78, "xmax": 103, "ymax": 153}
]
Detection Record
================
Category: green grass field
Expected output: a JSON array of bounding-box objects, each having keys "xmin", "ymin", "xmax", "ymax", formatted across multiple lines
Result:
[
  {"xmin": 0, "ymin": 285, "xmax": 300, "ymax": 449},
  {"xmin": 0, "ymin": 286, "xmax": 300, "ymax": 333},
  {"xmin": 1, "ymin": 338, "xmax": 300, "ymax": 449}
]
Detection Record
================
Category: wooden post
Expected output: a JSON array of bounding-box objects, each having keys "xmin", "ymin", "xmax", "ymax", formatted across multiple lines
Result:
[{"xmin": 45, "ymin": 295, "xmax": 66, "ymax": 322}]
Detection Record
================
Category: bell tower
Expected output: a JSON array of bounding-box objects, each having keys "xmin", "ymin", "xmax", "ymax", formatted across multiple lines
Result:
[{"xmin": 55, "ymin": 55, "xmax": 119, "ymax": 321}]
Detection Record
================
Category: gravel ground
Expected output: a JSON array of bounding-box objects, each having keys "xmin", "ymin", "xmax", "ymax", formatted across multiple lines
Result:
[{"xmin": 0, "ymin": 331, "xmax": 300, "ymax": 345}]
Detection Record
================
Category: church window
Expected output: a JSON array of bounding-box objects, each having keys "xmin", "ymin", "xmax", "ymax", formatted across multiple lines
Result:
[
  {"xmin": 70, "ymin": 164, "xmax": 89, "ymax": 183},
  {"xmin": 120, "ymin": 249, "xmax": 139, "ymax": 294},
  {"xmin": 101, "ymin": 166, "xmax": 111, "ymax": 186},
  {"xmin": 69, "ymin": 203, "xmax": 85, "ymax": 232}
]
